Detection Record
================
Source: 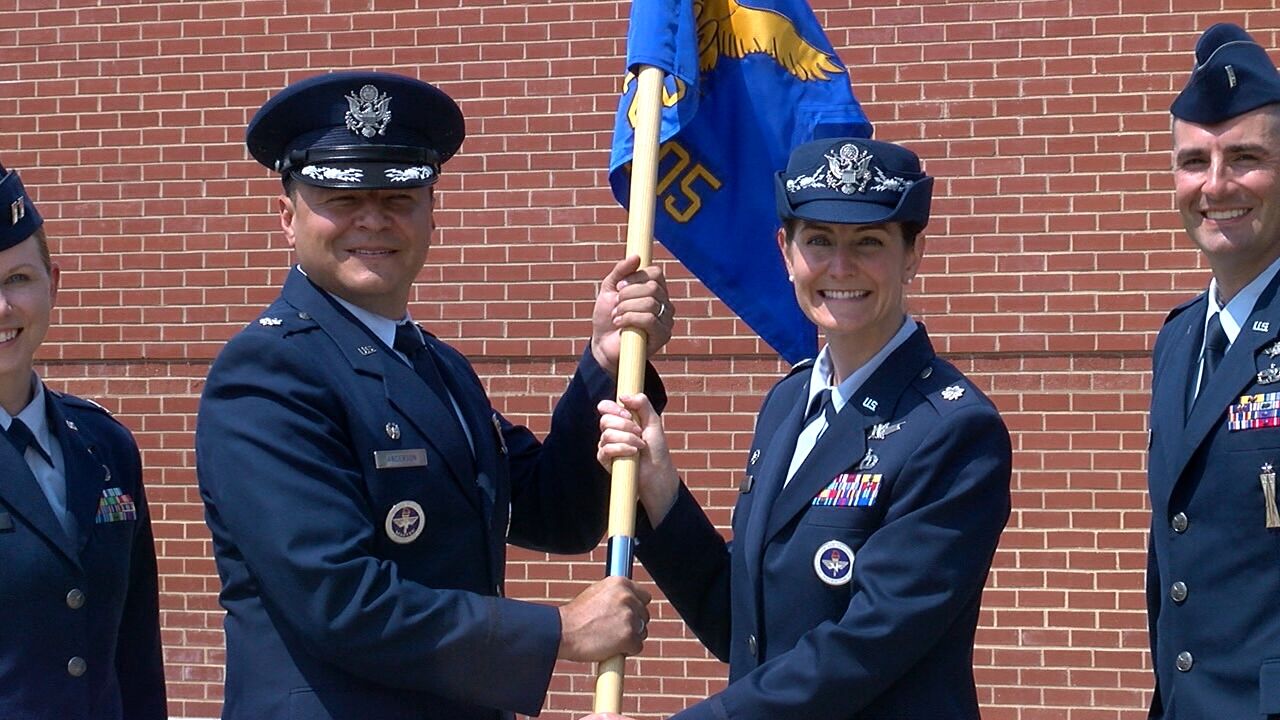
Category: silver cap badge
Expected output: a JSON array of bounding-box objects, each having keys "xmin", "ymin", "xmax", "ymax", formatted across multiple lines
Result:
[{"xmin": 345, "ymin": 84, "xmax": 392, "ymax": 138}]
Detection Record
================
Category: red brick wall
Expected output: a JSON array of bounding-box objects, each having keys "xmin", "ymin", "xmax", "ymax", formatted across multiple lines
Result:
[{"xmin": 0, "ymin": 1, "xmax": 1264, "ymax": 717}]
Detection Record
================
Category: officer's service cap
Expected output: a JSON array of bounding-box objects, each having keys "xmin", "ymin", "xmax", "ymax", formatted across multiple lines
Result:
[
  {"xmin": 1171, "ymin": 23, "xmax": 1280, "ymax": 124},
  {"xmin": 246, "ymin": 71, "xmax": 465, "ymax": 190},
  {"xmin": 775, "ymin": 137, "xmax": 933, "ymax": 229},
  {"xmin": 0, "ymin": 163, "xmax": 43, "ymax": 252}
]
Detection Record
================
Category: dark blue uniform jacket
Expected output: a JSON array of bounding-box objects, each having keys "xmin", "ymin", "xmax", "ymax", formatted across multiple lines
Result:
[
  {"xmin": 0, "ymin": 388, "xmax": 166, "ymax": 720},
  {"xmin": 197, "ymin": 268, "xmax": 662, "ymax": 720},
  {"xmin": 1148, "ymin": 272, "xmax": 1280, "ymax": 719},
  {"xmin": 636, "ymin": 325, "xmax": 1011, "ymax": 719}
]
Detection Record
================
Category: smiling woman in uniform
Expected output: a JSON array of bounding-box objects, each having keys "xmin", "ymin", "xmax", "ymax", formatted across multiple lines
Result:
[
  {"xmin": 0, "ymin": 162, "xmax": 166, "ymax": 720},
  {"xmin": 590, "ymin": 137, "xmax": 1012, "ymax": 720}
]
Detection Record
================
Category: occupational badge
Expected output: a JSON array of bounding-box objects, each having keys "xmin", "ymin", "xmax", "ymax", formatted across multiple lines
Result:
[
  {"xmin": 385, "ymin": 500, "xmax": 425, "ymax": 544},
  {"xmin": 857, "ymin": 448, "xmax": 878, "ymax": 470},
  {"xmin": 867, "ymin": 421, "xmax": 905, "ymax": 441},
  {"xmin": 1260, "ymin": 365, "xmax": 1280, "ymax": 385},
  {"xmin": 813, "ymin": 540, "xmax": 855, "ymax": 586}
]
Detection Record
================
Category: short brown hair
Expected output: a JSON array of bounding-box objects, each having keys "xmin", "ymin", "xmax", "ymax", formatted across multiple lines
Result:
[{"xmin": 32, "ymin": 226, "xmax": 51, "ymax": 272}]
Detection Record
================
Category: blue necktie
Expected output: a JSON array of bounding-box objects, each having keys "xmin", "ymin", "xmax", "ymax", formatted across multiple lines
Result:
[
  {"xmin": 6, "ymin": 418, "xmax": 52, "ymax": 466},
  {"xmin": 804, "ymin": 387, "xmax": 837, "ymax": 437},
  {"xmin": 394, "ymin": 322, "xmax": 456, "ymax": 407},
  {"xmin": 1198, "ymin": 312, "xmax": 1229, "ymax": 397}
]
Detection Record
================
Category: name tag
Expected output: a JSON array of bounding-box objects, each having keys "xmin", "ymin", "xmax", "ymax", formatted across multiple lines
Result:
[{"xmin": 374, "ymin": 448, "xmax": 429, "ymax": 470}]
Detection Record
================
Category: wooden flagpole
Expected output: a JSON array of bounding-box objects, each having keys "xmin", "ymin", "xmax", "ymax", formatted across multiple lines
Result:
[{"xmin": 593, "ymin": 63, "xmax": 666, "ymax": 714}]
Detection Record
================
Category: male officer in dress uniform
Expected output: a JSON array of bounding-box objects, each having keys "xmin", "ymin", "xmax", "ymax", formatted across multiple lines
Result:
[
  {"xmin": 196, "ymin": 71, "xmax": 672, "ymax": 720},
  {"xmin": 0, "ymin": 163, "xmax": 166, "ymax": 719},
  {"xmin": 1148, "ymin": 23, "xmax": 1280, "ymax": 719}
]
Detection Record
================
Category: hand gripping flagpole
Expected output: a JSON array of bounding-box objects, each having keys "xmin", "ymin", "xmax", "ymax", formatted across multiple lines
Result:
[{"xmin": 594, "ymin": 63, "xmax": 666, "ymax": 715}]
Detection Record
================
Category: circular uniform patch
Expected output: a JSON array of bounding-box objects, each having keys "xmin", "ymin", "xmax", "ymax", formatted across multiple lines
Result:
[
  {"xmin": 814, "ymin": 540, "xmax": 855, "ymax": 586},
  {"xmin": 385, "ymin": 501, "xmax": 425, "ymax": 544}
]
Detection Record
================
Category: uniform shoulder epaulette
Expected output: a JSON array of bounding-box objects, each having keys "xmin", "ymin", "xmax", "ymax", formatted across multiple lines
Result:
[
  {"xmin": 1163, "ymin": 294, "xmax": 1202, "ymax": 325},
  {"xmin": 784, "ymin": 357, "xmax": 815, "ymax": 379},
  {"xmin": 52, "ymin": 390, "xmax": 113, "ymax": 415},
  {"xmin": 250, "ymin": 307, "xmax": 319, "ymax": 336},
  {"xmin": 913, "ymin": 360, "xmax": 980, "ymax": 414}
]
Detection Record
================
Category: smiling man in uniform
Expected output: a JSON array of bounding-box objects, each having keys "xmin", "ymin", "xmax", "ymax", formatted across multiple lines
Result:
[{"xmin": 196, "ymin": 71, "xmax": 673, "ymax": 720}]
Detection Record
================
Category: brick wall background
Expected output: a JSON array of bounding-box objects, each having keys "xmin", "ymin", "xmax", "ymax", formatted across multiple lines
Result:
[{"xmin": 0, "ymin": 0, "xmax": 1267, "ymax": 717}]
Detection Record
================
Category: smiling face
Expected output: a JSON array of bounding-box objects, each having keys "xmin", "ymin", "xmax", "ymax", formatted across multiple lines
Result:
[
  {"xmin": 779, "ymin": 219, "xmax": 923, "ymax": 374},
  {"xmin": 0, "ymin": 232, "xmax": 58, "ymax": 414},
  {"xmin": 1173, "ymin": 105, "xmax": 1280, "ymax": 298},
  {"xmin": 280, "ymin": 184, "xmax": 435, "ymax": 319}
]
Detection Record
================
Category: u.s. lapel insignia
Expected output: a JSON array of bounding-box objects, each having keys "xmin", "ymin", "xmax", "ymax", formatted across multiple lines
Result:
[
  {"xmin": 65, "ymin": 419, "xmax": 78, "ymax": 432},
  {"xmin": 868, "ymin": 421, "xmax": 905, "ymax": 441},
  {"xmin": 813, "ymin": 540, "xmax": 855, "ymax": 586},
  {"xmin": 750, "ymin": 449, "xmax": 760, "ymax": 466},
  {"xmin": 385, "ymin": 500, "xmax": 425, "ymax": 544},
  {"xmin": 1253, "ymin": 321, "xmax": 1271, "ymax": 333},
  {"xmin": 941, "ymin": 385, "xmax": 965, "ymax": 401},
  {"xmin": 1266, "ymin": 340, "xmax": 1280, "ymax": 358},
  {"xmin": 385, "ymin": 422, "xmax": 401, "ymax": 441},
  {"xmin": 857, "ymin": 447, "xmax": 878, "ymax": 470},
  {"xmin": 1259, "ymin": 365, "xmax": 1280, "ymax": 385},
  {"xmin": 861, "ymin": 397, "xmax": 878, "ymax": 413},
  {"xmin": 357, "ymin": 345, "xmax": 377, "ymax": 356},
  {"xmin": 102, "ymin": 465, "xmax": 112, "ymax": 484}
]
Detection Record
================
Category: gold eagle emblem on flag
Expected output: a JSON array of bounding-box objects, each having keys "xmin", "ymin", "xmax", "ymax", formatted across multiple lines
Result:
[{"xmin": 694, "ymin": 0, "xmax": 843, "ymax": 81}]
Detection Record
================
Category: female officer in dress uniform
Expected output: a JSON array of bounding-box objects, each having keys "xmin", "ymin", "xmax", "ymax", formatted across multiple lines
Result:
[
  {"xmin": 589, "ymin": 138, "xmax": 1012, "ymax": 719},
  {"xmin": 0, "ymin": 163, "xmax": 166, "ymax": 720}
]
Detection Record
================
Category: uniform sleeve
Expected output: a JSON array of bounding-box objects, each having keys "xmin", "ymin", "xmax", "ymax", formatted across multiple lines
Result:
[
  {"xmin": 197, "ymin": 331, "xmax": 561, "ymax": 715},
  {"xmin": 1146, "ymin": 532, "xmax": 1164, "ymax": 719},
  {"xmin": 114, "ymin": 466, "xmax": 166, "ymax": 717},
  {"xmin": 677, "ymin": 404, "xmax": 1012, "ymax": 720},
  {"xmin": 506, "ymin": 345, "xmax": 667, "ymax": 554},
  {"xmin": 634, "ymin": 482, "xmax": 735, "ymax": 661},
  {"xmin": 113, "ymin": 431, "xmax": 168, "ymax": 720}
]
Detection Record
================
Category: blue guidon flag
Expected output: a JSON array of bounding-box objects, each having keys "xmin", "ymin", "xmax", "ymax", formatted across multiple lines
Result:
[{"xmin": 609, "ymin": 0, "xmax": 873, "ymax": 363}]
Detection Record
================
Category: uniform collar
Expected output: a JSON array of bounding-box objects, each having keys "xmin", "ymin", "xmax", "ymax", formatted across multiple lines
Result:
[
  {"xmin": 1, "ymin": 375, "xmax": 54, "ymax": 464},
  {"xmin": 806, "ymin": 315, "xmax": 917, "ymax": 414},
  {"xmin": 1207, "ymin": 253, "xmax": 1280, "ymax": 345},
  {"xmin": 296, "ymin": 264, "xmax": 413, "ymax": 363}
]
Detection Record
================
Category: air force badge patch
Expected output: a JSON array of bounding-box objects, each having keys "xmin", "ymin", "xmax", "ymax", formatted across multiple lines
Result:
[{"xmin": 814, "ymin": 540, "xmax": 854, "ymax": 586}]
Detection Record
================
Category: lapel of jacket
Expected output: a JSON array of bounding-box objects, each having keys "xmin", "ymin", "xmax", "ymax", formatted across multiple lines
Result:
[
  {"xmin": 1174, "ymin": 276, "xmax": 1280, "ymax": 485},
  {"xmin": 47, "ymin": 391, "xmax": 111, "ymax": 555},
  {"xmin": 0, "ymin": 395, "xmax": 81, "ymax": 569},
  {"xmin": 740, "ymin": 376, "xmax": 807, "ymax": 588},
  {"xmin": 764, "ymin": 326, "xmax": 933, "ymax": 543},
  {"xmin": 1149, "ymin": 295, "xmax": 1203, "ymax": 499},
  {"xmin": 431, "ymin": 347, "xmax": 507, "ymax": 582},
  {"xmin": 281, "ymin": 270, "xmax": 486, "ymax": 515}
]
